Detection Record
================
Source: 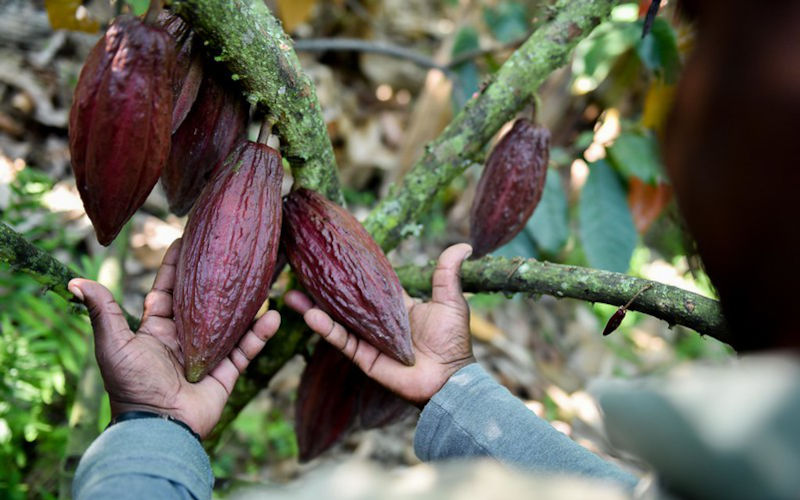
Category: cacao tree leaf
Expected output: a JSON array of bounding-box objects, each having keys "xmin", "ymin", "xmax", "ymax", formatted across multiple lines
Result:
[
  {"xmin": 578, "ymin": 160, "xmax": 637, "ymax": 273},
  {"xmin": 492, "ymin": 230, "xmax": 539, "ymax": 260},
  {"xmin": 627, "ymin": 177, "xmax": 672, "ymax": 234},
  {"xmin": 636, "ymin": 18, "xmax": 680, "ymax": 83},
  {"xmin": 571, "ymin": 21, "xmax": 640, "ymax": 90},
  {"xmin": 607, "ymin": 130, "xmax": 664, "ymax": 184},
  {"xmin": 483, "ymin": 1, "xmax": 529, "ymax": 43},
  {"xmin": 526, "ymin": 170, "xmax": 568, "ymax": 256}
]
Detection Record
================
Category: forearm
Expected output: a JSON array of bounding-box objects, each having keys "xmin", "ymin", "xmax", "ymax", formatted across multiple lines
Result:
[
  {"xmin": 414, "ymin": 363, "xmax": 638, "ymax": 490},
  {"xmin": 73, "ymin": 417, "xmax": 213, "ymax": 500}
]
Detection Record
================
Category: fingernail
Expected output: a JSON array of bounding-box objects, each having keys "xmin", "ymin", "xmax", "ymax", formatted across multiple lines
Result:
[
  {"xmin": 464, "ymin": 246, "xmax": 473, "ymax": 259},
  {"xmin": 68, "ymin": 282, "xmax": 84, "ymax": 302}
]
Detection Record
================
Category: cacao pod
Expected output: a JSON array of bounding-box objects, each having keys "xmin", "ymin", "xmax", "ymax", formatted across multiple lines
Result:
[
  {"xmin": 295, "ymin": 341, "xmax": 361, "ymax": 461},
  {"xmin": 69, "ymin": 15, "xmax": 175, "ymax": 245},
  {"xmin": 174, "ymin": 141, "xmax": 283, "ymax": 382},
  {"xmin": 157, "ymin": 11, "xmax": 203, "ymax": 132},
  {"xmin": 357, "ymin": 375, "xmax": 413, "ymax": 429},
  {"xmin": 282, "ymin": 188, "xmax": 415, "ymax": 365},
  {"xmin": 469, "ymin": 119, "xmax": 550, "ymax": 258},
  {"xmin": 160, "ymin": 66, "xmax": 249, "ymax": 216}
]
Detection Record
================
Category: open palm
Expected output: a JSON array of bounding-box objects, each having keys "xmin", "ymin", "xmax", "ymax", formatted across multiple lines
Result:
[
  {"xmin": 68, "ymin": 239, "xmax": 280, "ymax": 438},
  {"xmin": 285, "ymin": 243, "xmax": 474, "ymax": 406}
]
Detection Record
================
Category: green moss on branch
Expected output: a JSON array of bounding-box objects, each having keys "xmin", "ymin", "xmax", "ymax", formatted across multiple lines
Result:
[
  {"xmin": 168, "ymin": 0, "xmax": 343, "ymax": 203},
  {"xmin": 0, "ymin": 222, "xmax": 139, "ymax": 329},
  {"xmin": 364, "ymin": 0, "xmax": 616, "ymax": 250},
  {"xmin": 396, "ymin": 256, "xmax": 730, "ymax": 342}
]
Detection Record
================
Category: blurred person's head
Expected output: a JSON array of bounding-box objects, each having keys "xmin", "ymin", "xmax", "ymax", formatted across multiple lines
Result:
[{"xmin": 665, "ymin": 0, "xmax": 800, "ymax": 351}]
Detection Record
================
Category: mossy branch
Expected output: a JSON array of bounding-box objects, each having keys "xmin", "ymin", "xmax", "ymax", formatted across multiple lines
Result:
[
  {"xmin": 0, "ymin": 222, "xmax": 139, "ymax": 329},
  {"xmin": 168, "ymin": 0, "xmax": 343, "ymax": 204},
  {"xmin": 364, "ymin": 0, "xmax": 616, "ymax": 251},
  {"xmin": 397, "ymin": 257, "xmax": 730, "ymax": 342}
]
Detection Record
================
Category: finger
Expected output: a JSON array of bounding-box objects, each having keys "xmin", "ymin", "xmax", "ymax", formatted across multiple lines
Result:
[
  {"xmin": 431, "ymin": 243, "xmax": 472, "ymax": 307},
  {"xmin": 402, "ymin": 290, "xmax": 416, "ymax": 310},
  {"xmin": 284, "ymin": 290, "xmax": 314, "ymax": 314},
  {"xmin": 304, "ymin": 308, "xmax": 397, "ymax": 378},
  {"xmin": 141, "ymin": 238, "xmax": 182, "ymax": 322},
  {"xmin": 230, "ymin": 311, "xmax": 281, "ymax": 372},
  {"xmin": 202, "ymin": 311, "xmax": 281, "ymax": 396},
  {"xmin": 69, "ymin": 278, "xmax": 133, "ymax": 355}
]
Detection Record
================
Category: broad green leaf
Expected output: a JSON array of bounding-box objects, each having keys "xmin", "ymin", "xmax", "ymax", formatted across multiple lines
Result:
[
  {"xmin": 636, "ymin": 18, "xmax": 680, "ymax": 83},
  {"xmin": 607, "ymin": 131, "xmax": 664, "ymax": 184},
  {"xmin": 579, "ymin": 161, "xmax": 637, "ymax": 272},
  {"xmin": 572, "ymin": 21, "xmax": 640, "ymax": 91},
  {"xmin": 451, "ymin": 27, "xmax": 481, "ymax": 109},
  {"xmin": 126, "ymin": 0, "xmax": 150, "ymax": 16},
  {"xmin": 526, "ymin": 171, "xmax": 568, "ymax": 256},
  {"xmin": 483, "ymin": 2, "xmax": 529, "ymax": 43},
  {"xmin": 492, "ymin": 230, "xmax": 539, "ymax": 260}
]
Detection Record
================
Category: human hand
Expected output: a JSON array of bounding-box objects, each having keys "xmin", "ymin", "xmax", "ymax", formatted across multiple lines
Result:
[
  {"xmin": 67, "ymin": 239, "xmax": 281, "ymax": 438},
  {"xmin": 285, "ymin": 243, "xmax": 474, "ymax": 407}
]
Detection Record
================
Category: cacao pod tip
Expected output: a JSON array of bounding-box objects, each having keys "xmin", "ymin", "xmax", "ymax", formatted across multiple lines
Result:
[{"xmin": 185, "ymin": 362, "xmax": 205, "ymax": 383}]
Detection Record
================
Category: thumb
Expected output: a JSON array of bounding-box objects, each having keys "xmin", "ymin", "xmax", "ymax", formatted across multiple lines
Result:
[
  {"xmin": 431, "ymin": 243, "xmax": 472, "ymax": 307},
  {"xmin": 69, "ymin": 278, "xmax": 133, "ymax": 353}
]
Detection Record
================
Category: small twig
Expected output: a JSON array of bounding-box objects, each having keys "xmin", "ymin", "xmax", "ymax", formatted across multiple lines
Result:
[
  {"xmin": 447, "ymin": 33, "xmax": 530, "ymax": 68},
  {"xmin": 257, "ymin": 116, "xmax": 275, "ymax": 144},
  {"xmin": 623, "ymin": 283, "xmax": 653, "ymax": 309},
  {"xmin": 642, "ymin": 0, "xmax": 660, "ymax": 38},
  {"xmin": 293, "ymin": 38, "xmax": 451, "ymax": 74}
]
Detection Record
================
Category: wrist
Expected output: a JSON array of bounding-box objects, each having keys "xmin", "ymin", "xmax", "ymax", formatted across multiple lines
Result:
[{"xmin": 107, "ymin": 410, "xmax": 202, "ymax": 443}]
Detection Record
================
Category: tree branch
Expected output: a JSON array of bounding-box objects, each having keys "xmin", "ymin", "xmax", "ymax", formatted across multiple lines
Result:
[
  {"xmin": 397, "ymin": 257, "xmax": 730, "ymax": 342},
  {"xmin": 168, "ymin": 0, "xmax": 343, "ymax": 203},
  {"xmin": 0, "ymin": 222, "xmax": 139, "ymax": 329},
  {"xmin": 364, "ymin": 0, "xmax": 617, "ymax": 251}
]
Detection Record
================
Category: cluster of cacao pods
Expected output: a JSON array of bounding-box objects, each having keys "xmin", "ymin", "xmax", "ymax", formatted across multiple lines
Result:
[
  {"xmin": 68, "ymin": 11, "xmax": 250, "ymax": 244},
  {"xmin": 470, "ymin": 118, "xmax": 551, "ymax": 258},
  {"xmin": 68, "ymin": 10, "xmax": 415, "ymax": 455}
]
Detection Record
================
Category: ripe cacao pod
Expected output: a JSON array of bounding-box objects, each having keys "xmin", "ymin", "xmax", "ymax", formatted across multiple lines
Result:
[
  {"xmin": 282, "ymin": 188, "xmax": 415, "ymax": 365},
  {"xmin": 160, "ymin": 66, "xmax": 249, "ymax": 216},
  {"xmin": 69, "ymin": 15, "xmax": 175, "ymax": 245},
  {"xmin": 357, "ymin": 375, "xmax": 413, "ymax": 429},
  {"xmin": 469, "ymin": 119, "xmax": 550, "ymax": 258},
  {"xmin": 295, "ymin": 341, "xmax": 361, "ymax": 461},
  {"xmin": 174, "ymin": 141, "xmax": 283, "ymax": 382},
  {"xmin": 157, "ymin": 11, "xmax": 203, "ymax": 132}
]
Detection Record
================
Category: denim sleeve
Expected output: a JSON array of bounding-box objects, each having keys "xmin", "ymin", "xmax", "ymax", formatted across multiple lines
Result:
[
  {"xmin": 414, "ymin": 363, "xmax": 638, "ymax": 490},
  {"xmin": 73, "ymin": 418, "xmax": 213, "ymax": 500}
]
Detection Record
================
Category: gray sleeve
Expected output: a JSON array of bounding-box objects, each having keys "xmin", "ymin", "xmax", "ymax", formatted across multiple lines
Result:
[
  {"xmin": 414, "ymin": 363, "xmax": 638, "ymax": 490},
  {"xmin": 73, "ymin": 418, "xmax": 214, "ymax": 500}
]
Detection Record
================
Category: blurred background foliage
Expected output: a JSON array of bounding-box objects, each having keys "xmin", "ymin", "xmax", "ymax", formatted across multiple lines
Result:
[{"xmin": 1, "ymin": 0, "xmax": 731, "ymax": 497}]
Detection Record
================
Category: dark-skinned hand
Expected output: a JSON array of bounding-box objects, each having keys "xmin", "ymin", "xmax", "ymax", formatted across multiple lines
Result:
[
  {"xmin": 67, "ymin": 238, "xmax": 281, "ymax": 438},
  {"xmin": 285, "ymin": 243, "xmax": 474, "ymax": 406}
]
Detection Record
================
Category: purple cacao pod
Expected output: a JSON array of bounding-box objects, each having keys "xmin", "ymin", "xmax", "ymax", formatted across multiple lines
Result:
[
  {"xmin": 68, "ymin": 15, "xmax": 175, "ymax": 245},
  {"xmin": 174, "ymin": 141, "xmax": 283, "ymax": 382},
  {"xmin": 469, "ymin": 119, "xmax": 550, "ymax": 258},
  {"xmin": 160, "ymin": 66, "xmax": 249, "ymax": 216},
  {"xmin": 282, "ymin": 188, "xmax": 415, "ymax": 366}
]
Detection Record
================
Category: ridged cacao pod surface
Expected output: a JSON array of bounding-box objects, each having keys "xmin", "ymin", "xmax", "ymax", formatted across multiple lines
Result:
[
  {"xmin": 357, "ymin": 375, "xmax": 413, "ymax": 429},
  {"xmin": 469, "ymin": 119, "xmax": 550, "ymax": 258},
  {"xmin": 295, "ymin": 341, "xmax": 361, "ymax": 461},
  {"xmin": 174, "ymin": 141, "xmax": 283, "ymax": 382},
  {"xmin": 282, "ymin": 188, "xmax": 415, "ymax": 365},
  {"xmin": 157, "ymin": 11, "xmax": 203, "ymax": 132},
  {"xmin": 161, "ymin": 66, "xmax": 249, "ymax": 216},
  {"xmin": 68, "ymin": 15, "xmax": 175, "ymax": 245}
]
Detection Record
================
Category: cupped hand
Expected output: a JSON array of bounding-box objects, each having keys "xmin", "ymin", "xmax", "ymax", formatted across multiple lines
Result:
[
  {"xmin": 285, "ymin": 243, "xmax": 474, "ymax": 407},
  {"xmin": 67, "ymin": 239, "xmax": 281, "ymax": 438}
]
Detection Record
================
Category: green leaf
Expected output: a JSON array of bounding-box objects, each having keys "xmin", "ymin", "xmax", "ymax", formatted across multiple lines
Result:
[
  {"xmin": 526, "ymin": 170, "xmax": 568, "ymax": 256},
  {"xmin": 483, "ymin": 2, "xmax": 529, "ymax": 43},
  {"xmin": 607, "ymin": 130, "xmax": 664, "ymax": 183},
  {"xmin": 451, "ymin": 27, "xmax": 481, "ymax": 110},
  {"xmin": 126, "ymin": 0, "xmax": 149, "ymax": 16},
  {"xmin": 578, "ymin": 160, "xmax": 637, "ymax": 272},
  {"xmin": 636, "ymin": 18, "xmax": 680, "ymax": 83},
  {"xmin": 572, "ymin": 21, "xmax": 640, "ymax": 90},
  {"xmin": 492, "ymin": 230, "xmax": 539, "ymax": 260}
]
